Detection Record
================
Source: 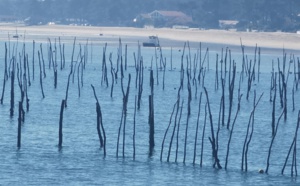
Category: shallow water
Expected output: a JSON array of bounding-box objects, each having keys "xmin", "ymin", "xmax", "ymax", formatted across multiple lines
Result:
[{"xmin": 0, "ymin": 39, "xmax": 299, "ymax": 185}]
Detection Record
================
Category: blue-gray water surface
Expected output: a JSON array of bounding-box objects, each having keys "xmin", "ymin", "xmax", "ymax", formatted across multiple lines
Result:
[{"xmin": 0, "ymin": 38, "xmax": 299, "ymax": 185}]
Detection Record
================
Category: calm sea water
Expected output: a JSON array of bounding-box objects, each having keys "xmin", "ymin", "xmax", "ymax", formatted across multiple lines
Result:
[{"xmin": 0, "ymin": 38, "xmax": 299, "ymax": 185}]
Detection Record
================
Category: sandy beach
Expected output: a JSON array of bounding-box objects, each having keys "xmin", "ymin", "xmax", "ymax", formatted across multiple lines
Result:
[{"xmin": 0, "ymin": 23, "xmax": 300, "ymax": 53}]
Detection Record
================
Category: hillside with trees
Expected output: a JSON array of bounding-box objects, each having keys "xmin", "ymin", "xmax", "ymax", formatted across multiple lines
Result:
[{"xmin": 0, "ymin": 0, "xmax": 299, "ymax": 32}]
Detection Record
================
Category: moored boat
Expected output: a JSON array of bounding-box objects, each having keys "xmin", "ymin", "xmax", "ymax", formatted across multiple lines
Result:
[{"xmin": 143, "ymin": 36, "xmax": 159, "ymax": 47}]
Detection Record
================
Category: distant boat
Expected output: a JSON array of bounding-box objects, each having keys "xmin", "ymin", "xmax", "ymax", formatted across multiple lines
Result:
[
  {"xmin": 12, "ymin": 28, "xmax": 19, "ymax": 39},
  {"xmin": 143, "ymin": 36, "xmax": 160, "ymax": 47}
]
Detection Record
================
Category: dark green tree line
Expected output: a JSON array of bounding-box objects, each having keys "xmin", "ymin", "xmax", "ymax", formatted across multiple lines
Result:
[{"xmin": 0, "ymin": 0, "xmax": 299, "ymax": 31}]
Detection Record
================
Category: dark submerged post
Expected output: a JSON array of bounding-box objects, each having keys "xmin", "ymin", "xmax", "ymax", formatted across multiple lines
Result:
[
  {"xmin": 266, "ymin": 110, "xmax": 284, "ymax": 173},
  {"xmin": 225, "ymin": 92, "xmax": 243, "ymax": 170},
  {"xmin": 64, "ymin": 63, "xmax": 73, "ymax": 108},
  {"xmin": 133, "ymin": 95, "xmax": 137, "ymax": 159},
  {"xmin": 204, "ymin": 87, "xmax": 222, "ymax": 169},
  {"xmin": 58, "ymin": 99, "xmax": 65, "ymax": 149},
  {"xmin": 91, "ymin": 84, "xmax": 106, "ymax": 156},
  {"xmin": 10, "ymin": 57, "xmax": 15, "ymax": 117},
  {"xmin": 17, "ymin": 101, "xmax": 22, "ymax": 148},
  {"xmin": 38, "ymin": 51, "xmax": 45, "ymax": 98},
  {"xmin": 227, "ymin": 63, "xmax": 236, "ymax": 129},
  {"xmin": 109, "ymin": 53, "xmax": 115, "ymax": 97},
  {"xmin": 161, "ymin": 100, "xmax": 178, "ymax": 161},
  {"xmin": 282, "ymin": 110, "xmax": 300, "ymax": 176},
  {"xmin": 193, "ymin": 92, "xmax": 202, "ymax": 165},
  {"xmin": 0, "ymin": 43, "xmax": 8, "ymax": 104},
  {"xmin": 32, "ymin": 40, "xmax": 35, "ymax": 81},
  {"xmin": 149, "ymin": 70, "xmax": 155, "ymax": 156},
  {"xmin": 40, "ymin": 44, "xmax": 46, "ymax": 78},
  {"xmin": 200, "ymin": 103, "xmax": 208, "ymax": 167},
  {"xmin": 241, "ymin": 92, "xmax": 264, "ymax": 171},
  {"xmin": 175, "ymin": 99, "xmax": 184, "ymax": 163}
]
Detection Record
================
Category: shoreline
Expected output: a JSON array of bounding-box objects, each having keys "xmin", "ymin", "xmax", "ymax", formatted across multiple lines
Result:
[{"xmin": 0, "ymin": 24, "xmax": 299, "ymax": 54}]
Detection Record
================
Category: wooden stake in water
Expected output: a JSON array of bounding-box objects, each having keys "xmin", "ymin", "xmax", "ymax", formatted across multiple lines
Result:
[
  {"xmin": 137, "ymin": 57, "xmax": 144, "ymax": 110},
  {"xmin": 193, "ymin": 92, "xmax": 202, "ymax": 165},
  {"xmin": 282, "ymin": 110, "xmax": 300, "ymax": 176},
  {"xmin": 204, "ymin": 87, "xmax": 222, "ymax": 169},
  {"xmin": 175, "ymin": 99, "xmax": 184, "ymax": 163},
  {"xmin": 266, "ymin": 110, "xmax": 284, "ymax": 174},
  {"xmin": 32, "ymin": 40, "xmax": 35, "ymax": 81},
  {"xmin": 17, "ymin": 101, "xmax": 22, "ymax": 148},
  {"xmin": 40, "ymin": 44, "xmax": 46, "ymax": 78},
  {"xmin": 64, "ymin": 64, "xmax": 73, "ymax": 108},
  {"xmin": 161, "ymin": 99, "xmax": 178, "ymax": 162},
  {"xmin": 38, "ymin": 51, "xmax": 45, "ymax": 98},
  {"xmin": 58, "ymin": 99, "xmax": 65, "ymax": 149},
  {"xmin": 109, "ymin": 53, "xmax": 115, "ymax": 98},
  {"xmin": 200, "ymin": 103, "xmax": 208, "ymax": 167},
  {"xmin": 227, "ymin": 63, "xmax": 236, "ymax": 129},
  {"xmin": 116, "ymin": 73, "xmax": 131, "ymax": 158},
  {"xmin": 241, "ymin": 92, "xmax": 263, "ymax": 171},
  {"xmin": 149, "ymin": 70, "xmax": 155, "ymax": 156},
  {"xmin": 225, "ymin": 91, "xmax": 243, "ymax": 170},
  {"xmin": 133, "ymin": 96, "xmax": 137, "ymax": 160},
  {"xmin": 91, "ymin": 84, "xmax": 106, "ymax": 156},
  {"xmin": 10, "ymin": 57, "xmax": 15, "ymax": 117},
  {"xmin": 0, "ymin": 43, "xmax": 8, "ymax": 104}
]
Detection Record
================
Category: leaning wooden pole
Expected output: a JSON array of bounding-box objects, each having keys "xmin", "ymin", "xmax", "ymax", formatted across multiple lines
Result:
[
  {"xmin": 282, "ymin": 110, "xmax": 300, "ymax": 175},
  {"xmin": 38, "ymin": 51, "xmax": 45, "ymax": 98},
  {"xmin": 122, "ymin": 74, "xmax": 131, "ymax": 158},
  {"xmin": 109, "ymin": 53, "xmax": 115, "ymax": 97},
  {"xmin": 59, "ymin": 37, "xmax": 63, "ymax": 70},
  {"xmin": 265, "ymin": 110, "xmax": 284, "ymax": 174},
  {"xmin": 58, "ymin": 99, "xmax": 66, "ymax": 149},
  {"xmin": 193, "ymin": 92, "xmax": 202, "ymax": 165},
  {"xmin": 175, "ymin": 99, "xmax": 184, "ymax": 163},
  {"xmin": 98, "ymin": 102, "xmax": 106, "ymax": 157},
  {"xmin": 64, "ymin": 64, "xmax": 73, "ymax": 108},
  {"xmin": 204, "ymin": 87, "xmax": 222, "ymax": 169},
  {"xmin": 32, "ymin": 40, "xmax": 35, "ymax": 81},
  {"xmin": 91, "ymin": 84, "xmax": 106, "ymax": 156},
  {"xmin": 183, "ymin": 71, "xmax": 192, "ymax": 163},
  {"xmin": 227, "ymin": 63, "xmax": 236, "ymax": 129},
  {"xmin": 0, "ymin": 43, "xmax": 8, "ymax": 104},
  {"xmin": 91, "ymin": 85, "xmax": 103, "ymax": 147},
  {"xmin": 200, "ymin": 103, "xmax": 208, "ymax": 167},
  {"xmin": 271, "ymin": 73, "xmax": 277, "ymax": 136},
  {"xmin": 225, "ymin": 92, "xmax": 243, "ymax": 170},
  {"xmin": 40, "ymin": 44, "xmax": 46, "ymax": 78},
  {"xmin": 137, "ymin": 56, "xmax": 144, "ymax": 110},
  {"xmin": 71, "ymin": 37, "xmax": 76, "ymax": 65},
  {"xmin": 10, "ymin": 57, "xmax": 15, "ymax": 117},
  {"xmin": 241, "ymin": 92, "xmax": 264, "ymax": 171},
  {"xmin": 117, "ymin": 73, "xmax": 131, "ymax": 158},
  {"xmin": 161, "ymin": 100, "xmax": 178, "ymax": 161}
]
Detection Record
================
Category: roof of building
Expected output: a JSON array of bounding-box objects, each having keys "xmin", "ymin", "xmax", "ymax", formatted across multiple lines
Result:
[
  {"xmin": 219, "ymin": 20, "xmax": 239, "ymax": 25},
  {"xmin": 140, "ymin": 13, "xmax": 151, "ymax": 19},
  {"xmin": 153, "ymin": 10, "xmax": 188, "ymax": 17}
]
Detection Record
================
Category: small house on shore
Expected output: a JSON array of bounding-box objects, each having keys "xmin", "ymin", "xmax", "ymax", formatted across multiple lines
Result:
[
  {"xmin": 219, "ymin": 20, "xmax": 239, "ymax": 30},
  {"xmin": 134, "ymin": 10, "xmax": 193, "ymax": 28}
]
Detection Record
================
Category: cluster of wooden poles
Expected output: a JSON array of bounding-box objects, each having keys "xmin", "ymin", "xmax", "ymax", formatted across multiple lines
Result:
[{"xmin": 0, "ymin": 36, "xmax": 299, "ymax": 177}]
